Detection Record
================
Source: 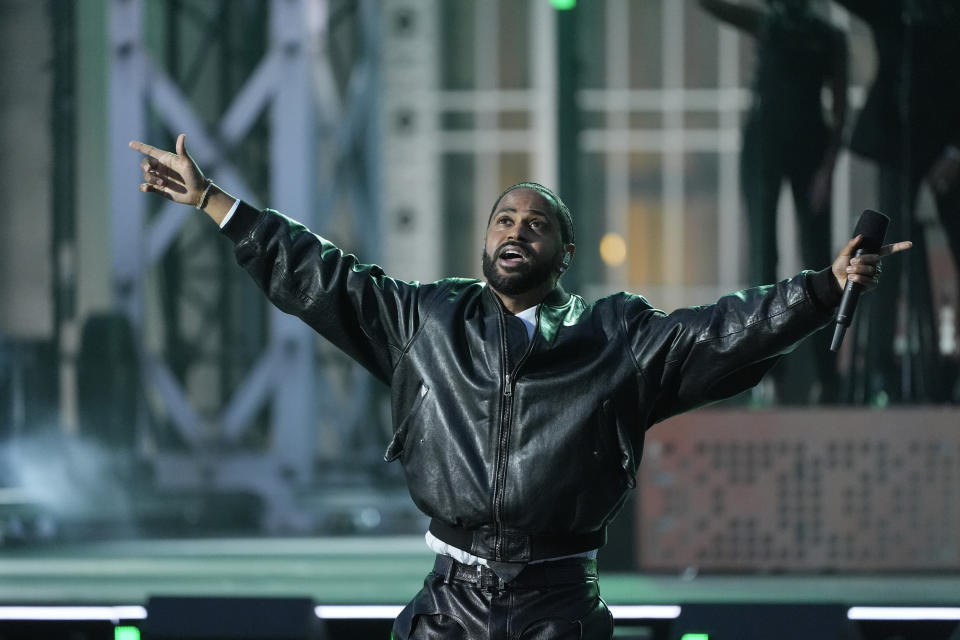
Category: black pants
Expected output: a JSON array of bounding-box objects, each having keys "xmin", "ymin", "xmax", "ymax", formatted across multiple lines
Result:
[
  {"xmin": 392, "ymin": 556, "xmax": 613, "ymax": 640},
  {"xmin": 740, "ymin": 113, "xmax": 838, "ymax": 403},
  {"xmin": 855, "ymin": 163, "xmax": 960, "ymax": 403}
]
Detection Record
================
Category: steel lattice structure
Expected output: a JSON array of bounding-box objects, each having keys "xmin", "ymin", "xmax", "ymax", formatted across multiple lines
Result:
[{"xmin": 108, "ymin": 0, "xmax": 387, "ymax": 531}]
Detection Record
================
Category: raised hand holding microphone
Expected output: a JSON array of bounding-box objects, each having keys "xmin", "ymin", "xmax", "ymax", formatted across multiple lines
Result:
[{"xmin": 829, "ymin": 209, "xmax": 913, "ymax": 351}]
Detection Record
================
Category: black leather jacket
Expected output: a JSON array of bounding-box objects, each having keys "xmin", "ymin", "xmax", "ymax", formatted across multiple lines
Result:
[{"xmin": 224, "ymin": 202, "xmax": 841, "ymax": 562}]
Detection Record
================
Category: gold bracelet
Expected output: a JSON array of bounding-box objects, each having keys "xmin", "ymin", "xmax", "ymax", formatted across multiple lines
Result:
[{"xmin": 195, "ymin": 180, "xmax": 214, "ymax": 210}]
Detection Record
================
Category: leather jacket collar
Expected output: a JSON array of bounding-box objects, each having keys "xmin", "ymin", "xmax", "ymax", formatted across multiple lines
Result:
[{"xmin": 481, "ymin": 283, "xmax": 576, "ymax": 345}]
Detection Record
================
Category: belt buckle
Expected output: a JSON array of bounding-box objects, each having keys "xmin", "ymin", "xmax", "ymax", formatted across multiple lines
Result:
[{"xmin": 477, "ymin": 565, "xmax": 500, "ymax": 592}]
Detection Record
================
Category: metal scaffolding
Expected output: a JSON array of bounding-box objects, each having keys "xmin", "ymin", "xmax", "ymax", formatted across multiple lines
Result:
[{"xmin": 108, "ymin": 0, "xmax": 385, "ymax": 532}]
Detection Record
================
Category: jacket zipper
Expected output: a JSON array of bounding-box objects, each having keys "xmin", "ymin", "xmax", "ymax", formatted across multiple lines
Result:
[
  {"xmin": 491, "ymin": 306, "xmax": 539, "ymax": 559},
  {"xmin": 492, "ymin": 315, "xmax": 511, "ymax": 560}
]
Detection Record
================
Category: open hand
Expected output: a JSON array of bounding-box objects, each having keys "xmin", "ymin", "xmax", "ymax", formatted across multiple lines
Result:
[
  {"xmin": 832, "ymin": 234, "xmax": 913, "ymax": 291},
  {"xmin": 129, "ymin": 133, "xmax": 207, "ymax": 206}
]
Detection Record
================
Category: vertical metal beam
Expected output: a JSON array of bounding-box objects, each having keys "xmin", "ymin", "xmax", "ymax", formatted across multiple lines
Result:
[
  {"xmin": 268, "ymin": 0, "xmax": 319, "ymax": 487},
  {"xmin": 50, "ymin": 0, "xmax": 77, "ymax": 430},
  {"xmin": 531, "ymin": 1, "xmax": 557, "ymax": 189},
  {"xmin": 109, "ymin": 0, "xmax": 147, "ymax": 326},
  {"xmin": 661, "ymin": 0, "xmax": 686, "ymax": 309},
  {"xmin": 717, "ymin": 16, "xmax": 742, "ymax": 290},
  {"xmin": 381, "ymin": 0, "xmax": 441, "ymax": 281},
  {"xmin": 554, "ymin": 2, "xmax": 579, "ymax": 284},
  {"xmin": 605, "ymin": 0, "xmax": 630, "ymax": 288},
  {"xmin": 473, "ymin": 0, "xmax": 499, "ymax": 256},
  {"xmin": 360, "ymin": 0, "xmax": 383, "ymax": 263}
]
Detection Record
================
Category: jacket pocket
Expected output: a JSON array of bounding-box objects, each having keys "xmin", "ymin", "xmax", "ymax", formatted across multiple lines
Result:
[
  {"xmin": 599, "ymin": 399, "xmax": 636, "ymax": 489},
  {"xmin": 383, "ymin": 382, "xmax": 430, "ymax": 462}
]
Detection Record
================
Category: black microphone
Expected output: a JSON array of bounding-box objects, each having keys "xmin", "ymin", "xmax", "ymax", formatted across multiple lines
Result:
[{"xmin": 830, "ymin": 209, "xmax": 889, "ymax": 352}]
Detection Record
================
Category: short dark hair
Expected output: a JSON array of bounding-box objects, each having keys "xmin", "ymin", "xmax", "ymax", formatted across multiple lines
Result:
[{"xmin": 488, "ymin": 182, "xmax": 575, "ymax": 245}]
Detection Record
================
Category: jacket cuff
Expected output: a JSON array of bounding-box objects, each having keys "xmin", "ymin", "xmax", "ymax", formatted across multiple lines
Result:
[
  {"xmin": 221, "ymin": 200, "xmax": 264, "ymax": 243},
  {"xmin": 807, "ymin": 267, "xmax": 842, "ymax": 312}
]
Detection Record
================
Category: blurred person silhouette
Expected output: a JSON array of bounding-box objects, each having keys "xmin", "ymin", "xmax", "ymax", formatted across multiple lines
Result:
[
  {"xmin": 699, "ymin": 0, "xmax": 849, "ymax": 403},
  {"xmin": 834, "ymin": 0, "xmax": 960, "ymax": 403}
]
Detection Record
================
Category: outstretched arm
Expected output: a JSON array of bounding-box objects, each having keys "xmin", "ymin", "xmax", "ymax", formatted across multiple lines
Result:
[
  {"xmin": 698, "ymin": 0, "xmax": 763, "ymax": 36},
  {"xmin": 129, "ymin": 133, "xmax": 237, "ymax": 226},
  {"xmin": 129, "ymin": 132, "xmax": 433, "ymax": 383},
  {"xmin": 635, "ymin": 231, "xmax": 911, "ymax": 423}
]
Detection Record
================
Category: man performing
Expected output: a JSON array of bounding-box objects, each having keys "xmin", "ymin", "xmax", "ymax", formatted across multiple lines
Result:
[{"xmin": 130, "ymin": 134, "xmax": 911, "ymax": 640}]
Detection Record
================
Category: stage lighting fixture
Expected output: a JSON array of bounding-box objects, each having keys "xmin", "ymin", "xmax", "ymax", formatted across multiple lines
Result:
[{"xmin": 115, "ymin": 627, "xmax": 141, "ymax": 640}]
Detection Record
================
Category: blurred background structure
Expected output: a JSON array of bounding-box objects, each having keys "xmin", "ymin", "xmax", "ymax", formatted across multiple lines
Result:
[{"xmin": 1, "ymin": 0, "xmax": 959, "ymax": 638}]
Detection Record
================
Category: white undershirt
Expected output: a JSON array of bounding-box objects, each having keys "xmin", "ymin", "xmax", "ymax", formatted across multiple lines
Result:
[
  {"xmin": 425, "ymin": 530, "xmax": 597, "ymax": 566},
  {"xmin": 218, "ymin": 198, "xmax": 241, "ymax": 228},
  {"xmin": 513, "ymin": 305, "xmax": 538, "ymax": 340}
]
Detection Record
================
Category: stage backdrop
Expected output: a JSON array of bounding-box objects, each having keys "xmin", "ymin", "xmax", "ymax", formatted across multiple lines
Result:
[{"xmin": 638, "ymin": 408, "xmax": 960, "ymax": 571}]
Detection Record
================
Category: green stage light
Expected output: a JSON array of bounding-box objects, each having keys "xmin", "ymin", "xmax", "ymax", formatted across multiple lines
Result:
[
  {"xmin": 550, "ymin": 0, "xmax": 576, "ymax": 9},
  {"xmin": 680, "ymin": 634, "xmax": 710, "ymax": 640},
  {"xmin": 115, "ymin": 626, "xmax": 141, "ymax": 640}
]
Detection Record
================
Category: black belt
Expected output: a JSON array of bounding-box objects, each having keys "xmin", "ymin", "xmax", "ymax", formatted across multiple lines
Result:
[{"xmin": 432, "ymin": 554, "xmax": 597, "ymax": 591}]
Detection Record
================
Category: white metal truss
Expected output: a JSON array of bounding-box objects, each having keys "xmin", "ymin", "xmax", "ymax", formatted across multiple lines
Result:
[
  {"xmin": 430, "ymin": 1, "xmax": 858, "ymax": 311},
  {"xmin": 109, "ymin": 0, "xmax": 382, "ymax": 531},
  {"xmin": 378, "ymin": 0, "xmax": 441, "ymax": 281}
]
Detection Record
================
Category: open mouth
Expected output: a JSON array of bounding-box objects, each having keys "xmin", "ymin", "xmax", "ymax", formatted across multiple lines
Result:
[{"xmin": 497, "ymin": 245, "xmax": 528, "ymax": 268}]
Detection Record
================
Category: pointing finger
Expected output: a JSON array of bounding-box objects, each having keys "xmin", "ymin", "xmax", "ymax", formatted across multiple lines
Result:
[
  {"xmin": 128, "ymin": 140, "xmax": 177, "ymax": 167},
  {"xmin": 129, "ymin": 139, "xmax": 160, "ymax": 157},
  {"xmin": 878, "ymin": 241, "xmax": 913, "ymax": 257}
]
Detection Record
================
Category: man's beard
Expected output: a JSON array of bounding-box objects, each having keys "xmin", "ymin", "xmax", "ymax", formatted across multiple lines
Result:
[{"xmin": 481, "ymin": 246, "xmax": 557, "ymax": 296}]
